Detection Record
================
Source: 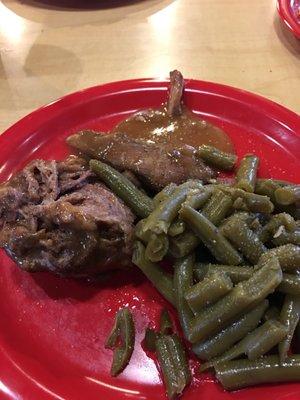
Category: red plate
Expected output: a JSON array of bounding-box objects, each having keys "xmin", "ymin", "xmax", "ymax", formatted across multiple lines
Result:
[
  {"xmin": 277, "ymin": 0, "xmax": 300, "ymax": 38},
  {"xmin": 0, "ymin": 79, "xmax": 300, "ymax": 400}
]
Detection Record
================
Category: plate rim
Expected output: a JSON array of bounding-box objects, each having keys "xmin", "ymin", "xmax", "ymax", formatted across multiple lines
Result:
[
  {"xmin": 277, "ymin": 0, "xmax": 300, "ymax": 39},
  {"xmin": 1, "ymin": 78, "xmax": 299, "ymax": 141}
]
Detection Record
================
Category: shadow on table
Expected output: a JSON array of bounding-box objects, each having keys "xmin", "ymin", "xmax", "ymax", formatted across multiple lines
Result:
[
  {"xmin": 273, "ymin": 14, "xmax": 300, "ymax": 59},
  {"xmin": 0, "ymin": 43, "xmax": 83, "ymax": 110},
  {"xmin": 7, "ymin": 0, "xmax": 151, "ymax": 11},
  {"xmin": 2, "ymin": 0, "xmax": 175, "ymax": 26}
]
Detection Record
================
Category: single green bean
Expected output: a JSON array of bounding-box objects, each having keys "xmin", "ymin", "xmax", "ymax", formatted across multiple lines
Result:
[
  {"xmin": 184, "ymin": 188, "xmax": 213, "ymax": 209},
  {"xmin": 90, "ymin": 159, "xmax": 153, "ymax": 218},
  {"xmin": 275, "ymin": 186, "xmax": 300, "ymax": 206},
  {"xmin": 173, "ymin": 254, "xmax": 195, "ymax": 340},
  {"xmin": 279, "ymin": 273, "xmax": 300, "ymax": 296},
  {"xmin": 194, "ymin": 263, "xmax": 300, "ymax": 296},
  {"xmin": 194, "ymin": 263, "xmax": 253, "ymax": 284},
  {"xmin": 168, "ymin": 219, "xmax": 186, "ymax": 237},
  {"xmin": 255, "ymin": 179, "xmax": 280, "ymax": 202},
  {"xmin": 192, "ymin": 300, "xmax": 268, "ymax": 361},
  {"xmin": 257, "ymin": 244, "xmax": 300, "ymax": 272},
  {"xmin": 189, "ymin": 256, "xmax": 282, "ymax": 343},
  {"xmin": 132, "ymin": 241, "xmax": 176, "ymax": 306},
  {"xmin": 202, "ymin": 189, "xmax": 233, "ymax": 226},
  {"xmin": 221, "ymin": 214, "xmax": 267, "ymax": 264},
  {"xmin": 169, "ymin": 230, "xmax": 200, "ymax": 258},
  {"xmin": 197, "ymin": 144, "xmax": 237, "ymax": 171},
  {"xmin": 144, "ymin": 328, "xmax": 159, "ymax": 352},
  {"xmin": 156, "ymin": 334, "xmax": 191, "ymax": 399},
  {"xmin": 247, "ymin": 319, "xmax": 288, "ymax": 360},
  {"xmin": 105, "ymin": 307, "xmax": 135, "ymax": 377},
  {"xmin": 160, "ymin": 309, "xmax": 174, "ymax": 335},
  {"xmin": 185, "ymin": 271, "xmax": 233, "ymax": 313},
  {"xmin": 193, "ymin": 263, "xmax": 210, "ymax": 281},
  {"xmin": 272, "ymin": 229, "xmax": 300, "ymax": 246},
  {"xmin": 143, "ymin": 182, "xmax": 201, "ymax": 235},
  {"xmin": 257, "ymin": 178, "xmax": 298, "ymax": 187},
  {"xmin": 200, "ymin": 319, "xmax": 287, "ymax": 370},
  {"xmin": 215, "ymin": 355, "xmax": 300, "ymax": 391},
  {"xmin": 235, "ymin": 154, "xmax": 259, "ymax": 193},
  {"xmin": 145, "ymin": 233, "xmax": 169, "ymax": 262},
  {"xmin": 135, "ymin": 219, "xmax": 152, "ymax": 243},
  {"xmin": 153, "ymin": 183, "xmax": 177, "ymax": 207},
  {"xmin": 180, "ymin": 206, "xmax": 243, "ymax": 266},
  {"xmin": 258, "ymin": 213, "xmax": 296, "ymax": 243},
  {"xmin": 279, "ymin": 294, "xmax": 300, "ymax": 362}
]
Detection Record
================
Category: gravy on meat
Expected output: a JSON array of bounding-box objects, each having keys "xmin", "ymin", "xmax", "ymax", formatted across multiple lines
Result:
[{"xmin": 113, "ymin": 105, "xmax": 234, "ymax": 154}]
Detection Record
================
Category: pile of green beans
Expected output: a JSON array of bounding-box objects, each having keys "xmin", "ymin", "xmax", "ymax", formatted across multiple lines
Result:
[{"xmin": 91, "ymin": 154, "xmax": 300, "ymax": 395}]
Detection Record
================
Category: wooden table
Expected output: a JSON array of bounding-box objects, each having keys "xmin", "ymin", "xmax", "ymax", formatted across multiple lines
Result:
[{"xmin": 0, "ymin": 0, "xmax": 299, "ymax": 133}]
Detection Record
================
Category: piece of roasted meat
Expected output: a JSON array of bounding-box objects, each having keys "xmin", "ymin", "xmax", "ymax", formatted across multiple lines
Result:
[
  {"xmin": 0, "ymin": 156, "xmax": 134, "ymax": 277},
  {"xmin": 67, "ymin": 70, "xmax": 218, "ymax": 192}
]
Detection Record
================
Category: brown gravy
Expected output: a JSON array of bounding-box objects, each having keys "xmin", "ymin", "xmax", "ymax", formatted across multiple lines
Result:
[{"xmin": 113, "ymin": 105, "xmax": 234, "ymax": 153}]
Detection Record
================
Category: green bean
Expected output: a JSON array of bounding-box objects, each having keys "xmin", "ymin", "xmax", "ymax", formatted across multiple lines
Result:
[
  {"xmin": 258, "ymin": 178, "xmax": 298, "ymax": 187},
  {"xmin": 105, "ymin": 307, "xmax": 135, "ymax": 376},
  {"xmin": 135, "ymin": 219, "xmax": 152, "ymax": 243},
  {"xmin": 193, "ymin": 263, "xmax": 210, "ymax": 281},
  {"xmin": 89, "ymin": 159, "xmax": 153, "ymax": 218},
  {"xmin": 215, "ymin": 355, "xmax": 300, "ymax": 390},
  {"xmin": 160, "ymin": 309, "xmax": 174, "ymax": 335},
  {"xmin": 279, "ymin": 273, "xmax": 300, "ymax": 296},
  {"xmin": 257, "ymin": 244, "xmax": 300, "ymax": 272},
  {"xmin": 168, "ymin": 219, "xmax": 186, "ymax": 237},
  {"xmin": 221, "ymin": 214, "xmax": 266, "ymax": 264},
  {"xmin": 235, "ymin": 154, "xmax": 259, "ymax": 193},
  {"xmin": 169, "ymin": 230, "xmax": 200, "ymax": 258},
  {"xmin": 173, "ymin": 254, "xmax": 195, "ymax": 340},
  {"xmin": 156, "ymin": 334, "xmax": 191, "ymax": 399},
  {"xmin": 259, "ymin": 213, "xmax": 296, "ymax": 243},
  {"xmin": 145, "ymin": 233, "xmax": 169, "ymax": 262},
  {"xmin": 180, "ymin": 206, "xmax": 243, "ymax": 266},
  {"xmin": 194, "ymin": 263, "xmax": 300, "ymax": 296},
  {"xmin": 272, "ymin": 229, "xmax": 300, "ymax": 246},
  {"xmin": 255, "ymin": 179, "xmax": 280, "ymax": 202},
  {"xmin": 132, "ymin": 241, "xmax": 175, "ymax": 306},
  {"xmin": 197, "ymin": 144, "xmax": 237, "ymax": 171},
  {"xmin": 194, "ymin": 263, "xmax": 253, "ymax": 284},
  {"xmin": 202, "ymin": 189, "xmax": 233, "ymax": 226},
  {"xmin": 185, "ymin": 271, "xmax": 233, "ymax": 313},
  {"xmin": 153, "ymin": 183, "xmax": 177, "ymax": 206},
  {"xmin": 275, "ymin": 186, "xmax": 300, "ymax": 206},
  {"xmin": 279, "ymin": 295, "xmax": 300, "ymax": 362},
  {"xmin": 247, "ymin": 319, "xmax": 288, "ymax": 360},
  {"xmin": 189, "ymin": 256, "xmax": 282, "ymax": 343},
  {"xmin": 263, "ymin": 306, "xmax": 280, "ymax": 322},
  {"xmin": 184, "ymin": 188, "xmax": 213, "ymax": 209},
  {"xmin": 200, "ymin": 319, "xmax": 287, "ymax": 370},
  {"xmin": 222, "ymin": 187, "xmax": 274, "ymax": 214},
  {"xmin": 169, "ymin": 334, "xmax": 191, "ymax": 386},
  {"xmin": 144, "ymin": 328, "xmax": 159, "ymax": 352},
  {"xmin": 143, "ymin": 182, "xmax": 200, "ymax": 235},
  {"xmin": 192, "ymin": 300, "xmax": 268, "ymax": 361}
]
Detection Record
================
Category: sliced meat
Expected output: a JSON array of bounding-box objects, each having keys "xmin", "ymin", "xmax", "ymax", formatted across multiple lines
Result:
[
  {"xmin": 9, "ymin": 159, "xmax": 59, "ymax": 204},
  {"xmin": 57, "ymin": 155, "xmax": 94, "ymax": 194},
  {"xmin": 167, "ymin": 70, "xmax": 184, "ymax": 117},
  {"xmin": 67, "ymin": 131, "xmax": 216, "ymax": 191},
  {"xmin": 6, "ymin": 227, "xmax": 99, "ymax": 274},
  {"xmin": 0, "ymin": 158, "xmax": 134, "ymax": 277}
]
